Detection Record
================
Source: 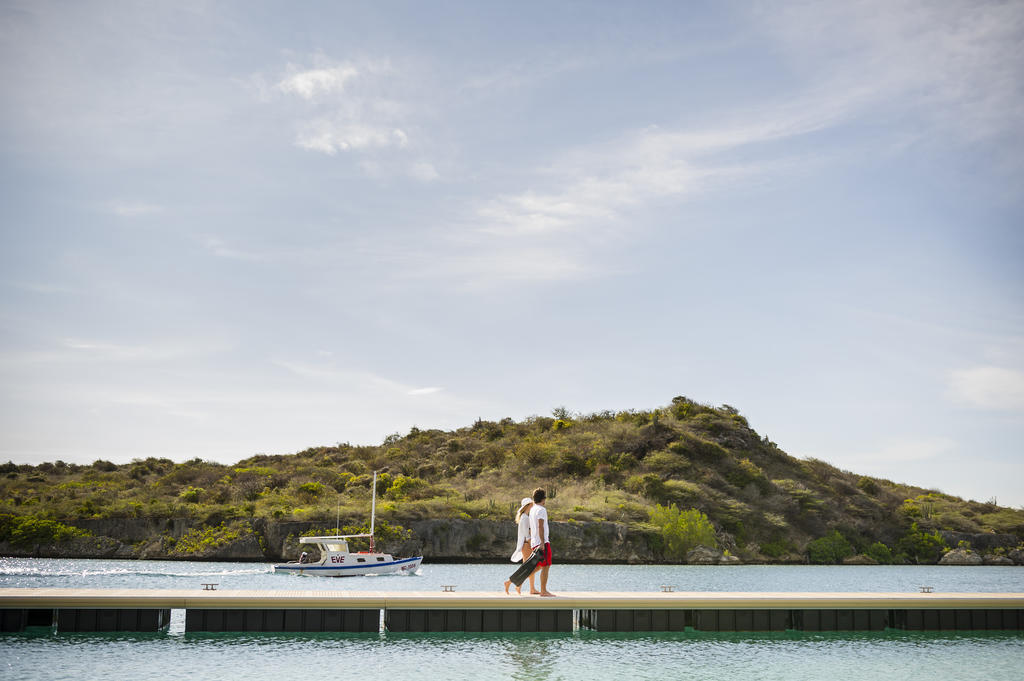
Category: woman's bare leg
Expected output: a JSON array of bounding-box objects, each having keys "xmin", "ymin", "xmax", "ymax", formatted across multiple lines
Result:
[{"xmin": 525, "ymin": 541, "xmax": 539, "ymax": 593}]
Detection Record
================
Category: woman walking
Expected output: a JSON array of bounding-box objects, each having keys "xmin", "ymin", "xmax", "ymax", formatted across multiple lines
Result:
[{"xmin": 504, "ymin": 497, "xmax": 538, "ymax": 595}]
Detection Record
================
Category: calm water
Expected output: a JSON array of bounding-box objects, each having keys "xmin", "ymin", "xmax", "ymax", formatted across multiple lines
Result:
[{"xmin": 2, "ymin": 558, "xmax": 1022, "ymax": 681}]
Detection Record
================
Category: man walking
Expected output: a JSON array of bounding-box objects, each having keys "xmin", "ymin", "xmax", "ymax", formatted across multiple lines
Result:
[{"xmin": 528, "ymin": 488, "xmax": 555, "ymax": 597}]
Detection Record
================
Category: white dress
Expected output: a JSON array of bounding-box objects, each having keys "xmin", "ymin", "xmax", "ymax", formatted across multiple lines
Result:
[{"xmin": 510, "ymin": 513, "xmax": 532, "ymax": 562}]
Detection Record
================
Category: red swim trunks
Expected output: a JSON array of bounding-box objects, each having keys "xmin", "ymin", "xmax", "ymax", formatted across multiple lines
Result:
[{"xmin": 535, "ymin": 542, "xmax": 552, "ymax": 567}]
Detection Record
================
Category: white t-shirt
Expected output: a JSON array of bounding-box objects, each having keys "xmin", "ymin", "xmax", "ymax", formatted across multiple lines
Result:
[{"xmin": 529, "ymin": 504, "xmax": 549, "ymax": 548}]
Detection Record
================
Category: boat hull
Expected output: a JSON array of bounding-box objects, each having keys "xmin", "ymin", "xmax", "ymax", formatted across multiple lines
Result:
[{"xmin": 274, "ymin": 556, "xmax": 422, "ymax": 577}]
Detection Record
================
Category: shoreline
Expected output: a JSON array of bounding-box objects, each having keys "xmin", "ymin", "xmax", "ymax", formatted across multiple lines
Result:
[
  {"xmin": 3, "ymin": 517, "xmax": 1021, "ymax": 567},
  {"xmin": 2, "ymin": 551, "xmax": 1021, "ymax": 567}
]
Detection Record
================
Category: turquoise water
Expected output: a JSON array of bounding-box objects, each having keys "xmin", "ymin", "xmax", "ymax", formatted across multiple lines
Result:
[
  {"xmin": 2, "ymin": 559, "xmax": 1023, "ymax": 680},
  {"xmin": 3, "ymin": 558, "xmax": 1023, "ymax": 593}
]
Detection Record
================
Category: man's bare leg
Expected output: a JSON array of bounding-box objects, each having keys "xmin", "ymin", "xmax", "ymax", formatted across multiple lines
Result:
[
  {"xmin": 527, "ymin": 563, "xmax": 543, "ymax": 594},
  {"xmin": 539, "ymin": 565, "xmax": 554, "ymax": 596}
]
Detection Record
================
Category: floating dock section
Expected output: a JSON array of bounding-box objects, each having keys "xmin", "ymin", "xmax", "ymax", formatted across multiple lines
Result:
[{"xmin": 1, "ymin": 589, "xmax": 1022, "ymax": 633}]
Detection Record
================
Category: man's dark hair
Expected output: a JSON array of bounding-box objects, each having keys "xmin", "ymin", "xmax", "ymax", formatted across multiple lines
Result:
[{"xmin": 532, "ymin": 488, "xmax": 546, "ymax": 503}]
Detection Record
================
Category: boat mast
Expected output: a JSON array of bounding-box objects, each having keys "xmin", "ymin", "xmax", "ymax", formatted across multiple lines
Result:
[{"xmin": 369, "ymin": 470, "xmax": 377, "ymax": 553}]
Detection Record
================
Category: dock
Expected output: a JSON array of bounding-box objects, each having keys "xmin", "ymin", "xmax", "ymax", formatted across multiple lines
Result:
[{"xmin": 2, "ymin": 588, "xmax": 1022, "ymax": 633}]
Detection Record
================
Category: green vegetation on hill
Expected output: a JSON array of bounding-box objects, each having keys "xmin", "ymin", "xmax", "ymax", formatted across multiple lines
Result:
[{"xmin": 1, "ymin": 396, "xmax": 1022, "ymax": 563}]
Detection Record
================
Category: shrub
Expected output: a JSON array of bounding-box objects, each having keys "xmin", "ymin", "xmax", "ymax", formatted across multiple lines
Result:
[
  {"xmin": 648, "ymin": 504, "xmax": 717, "ymax": 560},
  {"xmin": 857, "ymin": 477, "xmax": 880, "ymax": 495},
  {"xmin": 387, "ymin": 475, "xmax": 429, "ymax": 500},
  {"xmin": 645, "ymin": 450, "xmax": 690, "ymax": 476},
  {"xmin": 661, "ymin": 479, "xmax": 701, "ymax": 505},
  {"xmin": 513, "ymin": 436, "xmax": 557, "ymax": 467},
  {"xmin": 774, "ymin": 479, "xmax": 824, "ymax": 512},
  {"xmin": 179, "ymin": 487, "xmax": 203, "ymax": 503},
  {"xmin": 807, "ymin": 530, "xmax": 854, "ymax": 564},
  {"xmin": 669, "ymin": 396, "xmax": 713, "ymax": 420},
  {"xmin": 669, "ymin": 434, "xmax": 727, "ymax": 461},
  {"xmin": 626, "ymin": 474, "xmax": 667, "ymax": 502},
  {"xmin": 896, "ymin": 522, "xmax": 948, "ymax": 564},
  {"xmin": 297, "ymin": 481, "xmax": 327, "ymax": 498},
  {"xmin": 0, "ymin": 514, "xmax": 91, "ymax": 546},
  {"xmin": 166, "ymin": 522, "xmax": 251, "ymax": 555},
  {"xmin": 375, "ymin": 472, "xmax": 392, "ymax": 497},
  {"xmin": 725, "ymin": 457, "xmax": 770, "ymax": 493},
  {"xmin": 866, "ymin": 541, "xmax": 893, "ymax": 564},
  {"xmin": 760, "ymin": 539, "xmax": 792, "ymax": 558},
  {"xmin": 555, "ymin": 451, "xmax": 591, "ymax": 476}
]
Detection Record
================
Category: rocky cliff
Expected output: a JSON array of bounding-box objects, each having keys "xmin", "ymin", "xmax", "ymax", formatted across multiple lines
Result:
[
  {"xmin": 0, "ymin": 517, "xmax": 663, "ymax": 564},
  {"xmin": 4, "ymin": 519, "xmax": 1022, "ymax": 565}
]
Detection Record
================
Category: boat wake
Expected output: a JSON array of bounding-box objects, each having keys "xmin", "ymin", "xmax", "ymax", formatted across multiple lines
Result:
[
  {"xmin": 0, "ymin": 565, "xmax": 271, "ymax": 579},
  {"xmin": 362, "ymin": 567, "xmax": 423, "ymax": 578}
]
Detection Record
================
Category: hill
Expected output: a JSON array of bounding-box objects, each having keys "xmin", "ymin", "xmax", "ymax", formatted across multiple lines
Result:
[{"xmin": 2, "ymin": 396, "xmax": 1022, "ymax": 564}]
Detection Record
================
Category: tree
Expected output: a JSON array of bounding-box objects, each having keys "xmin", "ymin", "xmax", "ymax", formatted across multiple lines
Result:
[
  {"xmin": 866, "ymin": 541, "xmax": 893, "ymax": 564},
  {"xmin": 896, "ymin": 522, "xmax": 948, "ymax": 564},
  {"xmin": 649, "ymin": 504, "xmax": 717, "ymax": 560},
  {"xmin": 807, "ymin": 530, "xmax": 854, "ymax": 564}
]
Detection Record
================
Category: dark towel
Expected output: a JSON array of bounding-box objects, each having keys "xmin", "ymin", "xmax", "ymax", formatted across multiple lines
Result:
[{"xmin": 508, "ymin": 546, "xmax": 544, "ymax": 587}]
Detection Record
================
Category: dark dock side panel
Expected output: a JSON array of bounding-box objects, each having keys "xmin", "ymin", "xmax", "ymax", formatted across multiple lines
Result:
[
  {"xmin": 184, "ymin": 608, "xmax": 379, "ymax": 632},
  {"xmin": 891, "ymin": 608, "xmax": 1022, "ymax": 631},
  {"xmin": 385, "ymin": 609, "xmax": 572, "ymax": 633},
  {"xmin": 578, "ymin": 608, "xmax": 1024, "ymax": 632},
  {"xmin": 692, "ymin": 608, "xmax": 790, "ymax": 632},
  {"xmin": 581, "ymin": 608, "xmax": 690, "ymax": 632},
  {"xmin": 793, "ymin": 609, "xmax": 888, "ymax": 631},
  {"xmin": 1, "ymin": 609, "xmax": 54, "ymax": 632},
  {"xmin": 56, "ymin": 608, "xmax": 170, "ymax": 632}
]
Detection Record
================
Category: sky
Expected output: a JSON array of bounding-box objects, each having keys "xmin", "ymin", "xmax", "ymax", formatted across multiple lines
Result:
[{"xmin": 1, "ymin": 1, "xmax": 1022, "ymax": 507}]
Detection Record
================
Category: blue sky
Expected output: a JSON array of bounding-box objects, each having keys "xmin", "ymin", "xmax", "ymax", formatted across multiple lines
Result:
[{"xmin": 1, "ymin": 1, "xmax": 1022, "ymax": 506}]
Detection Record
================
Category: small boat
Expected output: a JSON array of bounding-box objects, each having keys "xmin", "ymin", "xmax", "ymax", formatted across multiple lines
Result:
[{"xmin": 274, "ymin": 471, "xmax": 423, "ymax": 577}]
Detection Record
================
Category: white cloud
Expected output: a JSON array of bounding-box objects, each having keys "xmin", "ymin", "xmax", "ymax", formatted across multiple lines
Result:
[
  {"xmin": 470, "ymin": 116, "xmax": 811, "ymax": 240},
  {"xmin": 270, "ymin": 56, "xmax": 424, "ymax": 166},
  {"xmin": 458, "ymin": 0, "xmax": 1024, "ymax": 277},
  {"xmin": 949, "ymin": 366, "xmax": 1024, "ymax": 412},
  {"xmin": 277, "ymin": 64, "xmax": 359, "ymax": 100},
  {"xmin": 412, "ymin": 108, "xmax": 825, "ymax": 286},
  {"xmin": 274, "ymin": 359, "xmax": 414, "ymax": 396},
  {"xmin": 407, "ymin": 387, "xmax": 443, "ymax": 396},
  {"xmin": 295, "ymin": 119, "xmax": 408, "ymax": 154},
  {"xmin": 274, "ymin": 360, "xmax": 451, "ymax": 403},
  {"xmin": 757, "ymin": 0, "xmax": 1024, "ymax": 145}
]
